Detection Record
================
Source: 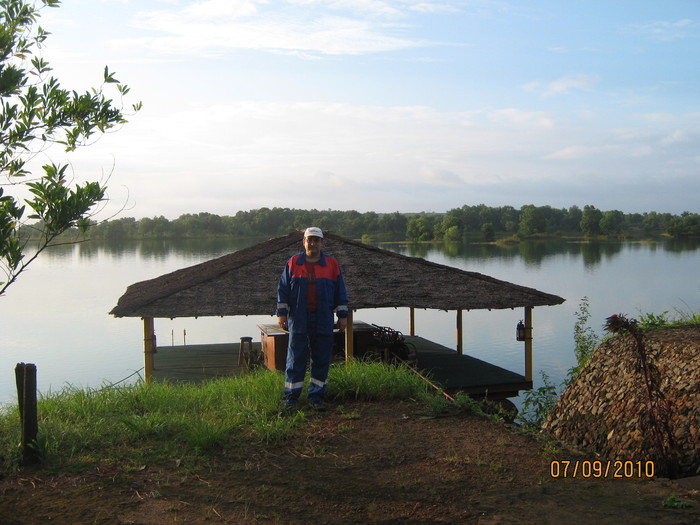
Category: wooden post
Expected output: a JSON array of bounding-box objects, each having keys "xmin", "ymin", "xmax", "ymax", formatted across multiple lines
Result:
[
  {"xmin": 456, "ymin": 309, "xmax": 463, "ymax": 355},
  {"xmin": 344, "ymin": 309, "xmax": 354, "ymax": 362},
  {"xmin": 15, "ymin": 363, "xmax": 39, "ymax": 465},
  {"xmin": 409, "ymin": 307, "xmax": 415, "ymax": 336},
  {"xmin": 524, "ymin": 306, "xmax": 533, "ymax": 382},
  {"xmin": 143, "ymin": 317, "xmax": 156, "ymax": 382}
]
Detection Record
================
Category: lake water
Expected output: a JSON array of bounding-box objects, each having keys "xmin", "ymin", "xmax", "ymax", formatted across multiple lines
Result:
[{"xmin": 2, "ymin": 237, "xmax": 699, "ymax": 407}]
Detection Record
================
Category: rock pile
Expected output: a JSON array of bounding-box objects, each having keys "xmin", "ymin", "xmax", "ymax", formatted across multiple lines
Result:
[{"xmin": 543, "ymin": 325, "xmax": 700, "ymax": 478}]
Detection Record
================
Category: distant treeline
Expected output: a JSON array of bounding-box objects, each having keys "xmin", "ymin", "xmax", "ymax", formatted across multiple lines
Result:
[{"xmin": 56, "ymin": 204, "xmax": 700, "ymax": 241}]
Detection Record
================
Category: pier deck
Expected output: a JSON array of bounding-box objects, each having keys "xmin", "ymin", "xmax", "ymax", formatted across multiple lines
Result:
[
  {"xmin": 151, "ymin": 342, "xmax": 261, "ymax": 383},
  {"xmin": 152, "ymin": 335, "xmax": 530, "ymax": 398},
  {"xmin": 405, "ymin": 336, "xmax": 531, "ymax": 398}
]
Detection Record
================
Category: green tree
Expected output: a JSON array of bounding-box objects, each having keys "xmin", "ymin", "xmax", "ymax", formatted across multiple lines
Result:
[
  {"xmin": 580, "ymin": 205, "xmax": 602, "ymax": 236},
  {"xmin": 481, "ymin": 222, "xmax": 495, "ymax": 242},
  {"xmin": 497, "ymin": 205, "xmax": 519, "ymax": 232},
  {"xmin": 406, "ymin": 215, "xmax": 434, "ymax": 241},
  {"xmin": 599, "ymin": 210, "xmax": 625, "ymax": 236},
  {"xmin": 379, "ymin": 211, "xmax": 407, "ymax": 236},
  {"xmin": 518, "ymin": 205, "xmax": 546, "ymax": 236},
  {"xmin": 434, "ymin": 213, "xmax": 459, "ymax": 240},
  {"xmin": 563, "ymin": 205, "xmax": 583, "ymax": 232},
  {"xmin": 667, "ymin": 212, "xmax": 700, "ymax": 238},
  {"xmin": 444, "ymin": 224, "xmax": 461, "ymax": 242},
  {"xmin": 0, "ymin": 0, "xmax": 139, "ymax": 295},
  {"xmin": 642, "ymin": 212, "xmax": 662, "ymax": 233}
]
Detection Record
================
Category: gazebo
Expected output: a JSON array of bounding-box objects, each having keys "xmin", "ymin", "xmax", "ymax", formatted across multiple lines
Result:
[{"xmin": 110, "ymin": 231, "xmax": 565, "ymax": 395}]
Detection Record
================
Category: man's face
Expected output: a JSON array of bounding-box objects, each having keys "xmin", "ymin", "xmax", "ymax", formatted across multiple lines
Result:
[{"xmin": 303, "ymin": 236, "xmax": 324, "ymax": 258}]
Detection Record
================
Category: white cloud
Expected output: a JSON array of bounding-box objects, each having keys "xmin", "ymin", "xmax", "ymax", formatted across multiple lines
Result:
[
  {"xmin": 488, "ymin": 108, "xmax": 554, "ymax": 128},
  {"xmin": 182, "ymin": 0, "xmax": 260, "ymax": 19},
  {"xmin": 291, "ymin": 0, "xmax": 403, "ymax": 18},
  {"xmin": 125, "ymin": 0, "xmax": 432, "ymax": 57},
  {"xmin": 661, "ymin": 130, "xmax": 689, "ymax": 145},
  {"xmin": 524, "ymin": 74, "xmax": 599, "ymax": 97},
  {"xmin": 289, "ymin": 0, "xmax": 459, "ymax": 18},
  {"xmin": 421, "ymin": 168, "xmax": 462, "ymax": 186},
  {"xmin": 26, "ymin": 0, "xmax": 700, "ymax": 218},
  {"xmin": 629, "ymin": 18, "xmax": 698, "ymax": 42},
  {"xmin": 48, "ymin": 95, "xmax": 700, "ymax": 218},
  {"xmin": 543, "ymin": 74, "xmax": 598, "ymax": 97},
  {"xmin": 544, "ymin": 145, "xmax": 604, "ymax": 160},
  {"xmin": 407, "ymin": 2, "xmax": 460, "ymax": 14},
  {"xmin": 636, "ymin": 112, "xmax": 677, "ymax": 123}
]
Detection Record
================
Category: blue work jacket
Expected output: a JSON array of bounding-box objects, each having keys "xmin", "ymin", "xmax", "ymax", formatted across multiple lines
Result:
[{"xmin": 276, "ymin": 252, "xmax": 349, "ymax": 335}]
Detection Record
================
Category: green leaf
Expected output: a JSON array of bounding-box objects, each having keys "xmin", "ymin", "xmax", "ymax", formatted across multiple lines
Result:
[{"xmin": 103, "ymin": 65, "xmax": 118, "ymax": 84}]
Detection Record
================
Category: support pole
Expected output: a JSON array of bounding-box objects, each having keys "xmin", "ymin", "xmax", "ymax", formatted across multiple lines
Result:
[
  {"xmin": 344, "ymin": 309, "xmax": 354, "ymax": 362},
  {"xmin": 143, "ymin": 317, "xmax": 156, "ymax": 382},
  {"xmin": 456, "ymin": 309, "xmax": 463, "ymax": 355},
  {"xmin": 15, "ymin": 363, "xmax": 39, "ymax": 465},
  {"xmin": 409, "ymin": 307, "xmax": 415, "ymax": 336},
  {"xmin": 524, "ymin": 306, "xmax": 533, "ymax": 382}
]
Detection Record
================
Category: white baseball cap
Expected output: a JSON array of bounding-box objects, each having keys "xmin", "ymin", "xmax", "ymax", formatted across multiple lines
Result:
[{"xmin": 304, "ymin": 226, "xmax": 324, "ymax": 238}]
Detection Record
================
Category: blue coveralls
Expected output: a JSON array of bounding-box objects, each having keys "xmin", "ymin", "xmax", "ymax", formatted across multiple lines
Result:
[{"xmin": 276, "ymin": 251, "xmax": 349, "ymax": 405}]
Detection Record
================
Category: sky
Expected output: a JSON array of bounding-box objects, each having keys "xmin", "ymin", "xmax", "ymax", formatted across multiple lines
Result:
[{"xmin": 23, "ymin": 0, "xmax": 700, "ymax": 219}]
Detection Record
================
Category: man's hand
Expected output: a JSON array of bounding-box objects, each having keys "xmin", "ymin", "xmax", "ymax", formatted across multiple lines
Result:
[
  {"xmin": 337, "ymin": 317, "xmax": 347, "ymax": 332},
  {"xmin": 277, "ymin": 316, "xmax": 288, "ymax": 330}
]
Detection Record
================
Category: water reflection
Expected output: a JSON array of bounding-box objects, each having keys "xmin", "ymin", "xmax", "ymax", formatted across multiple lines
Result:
[
  {"xmin": 387, "ymin": 238, "xmax": 700, "ymax": 269},
  {"xmin": 43, "ymin": 241, "xmax": 78, "ymax": 259},
  {"xmin": 663, "ymin": 237, "xmax": 700, "ymax": 253},
  {"xmin": 48, "ymin": 237, "xmax": 265, "ymax": 260},
  {"xmin": 41, "ymin": 235, "xmax": 700, "ymax": 264}
]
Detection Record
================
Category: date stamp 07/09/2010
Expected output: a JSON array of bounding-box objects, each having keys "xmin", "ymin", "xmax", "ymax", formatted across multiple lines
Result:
[{"xmin": 549, "ymin": 460, "xmax": 655, "ymax": 479}]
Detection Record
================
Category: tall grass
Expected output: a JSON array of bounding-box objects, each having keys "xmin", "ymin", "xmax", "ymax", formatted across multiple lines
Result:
[
  {"xmin": 0, "ymin": 361, "xmax": 430, "ymax": 475},
  {"xmin": 328, "ymin": 359, "xmax": 428, "ymax": 401}
]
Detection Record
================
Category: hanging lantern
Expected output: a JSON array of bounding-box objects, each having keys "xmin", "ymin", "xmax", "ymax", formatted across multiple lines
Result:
[{"xmin": 516, "ymin": 320, "xmax": 526, "ymax": 341}]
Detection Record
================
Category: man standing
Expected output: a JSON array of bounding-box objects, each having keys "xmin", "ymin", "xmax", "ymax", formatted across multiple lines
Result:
[{"xmin": 276, "ymin": 227, "xmax": 349, "ymax": 411}]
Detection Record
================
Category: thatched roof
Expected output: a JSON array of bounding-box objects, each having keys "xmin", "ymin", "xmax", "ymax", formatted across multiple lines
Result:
[{"xmin": 110, "ymin": 231, "xmax": 564, "ymax": 319}]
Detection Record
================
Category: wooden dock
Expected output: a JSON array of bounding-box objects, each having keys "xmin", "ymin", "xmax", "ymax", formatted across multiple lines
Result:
[
  {"xmin": 152, "ymin": 336, "xmax": 530, "ymax": 399},
  {"xmin": 406, "ymin": 336, "xmax": 531, "ymax": 398},
  {"xmin": 153, "ymin": 336, "xmax": 532, "ymax": 399},
  {"xmin": 151, "ymin": 342, "xmax": 262, "ymax": 383}
]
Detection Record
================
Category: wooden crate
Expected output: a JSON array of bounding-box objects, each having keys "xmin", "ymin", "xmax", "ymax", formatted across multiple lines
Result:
[{"xmin": 258, "ymin": 324, "xmax": 288, "ymax": 371}]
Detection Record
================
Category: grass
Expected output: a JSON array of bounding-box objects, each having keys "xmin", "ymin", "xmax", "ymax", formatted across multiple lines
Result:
[
  {"xmin": 327, "ymin": 359, "xmax": 429, "ymax": 401},
  {"xmin": 636, "ymin": 308, "xmax": 700, "ymax": 330},
  {"xmin": 0, "ymin": 361, "xmax": 430, "ymax": 476},
  {"xmin": 663, "ymin": 494, "xmax": 694, "ymax": 509}
]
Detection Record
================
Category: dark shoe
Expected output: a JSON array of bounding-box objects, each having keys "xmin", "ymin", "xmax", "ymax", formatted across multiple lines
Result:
[
  {"xmin": 281, "ymin": 402, "xmax": 299, "ymax": 415},
  {"xmin": 308, "ymin": 400, "xmax": 328, "ymax": 412}
]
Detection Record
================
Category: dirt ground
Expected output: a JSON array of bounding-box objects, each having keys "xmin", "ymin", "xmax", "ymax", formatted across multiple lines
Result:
[{"xmin": 1, "ymin": 401, "xmax": 699, "ymax": 524}]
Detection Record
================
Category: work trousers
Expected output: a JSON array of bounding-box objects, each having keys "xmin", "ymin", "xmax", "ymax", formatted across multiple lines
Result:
[{"xmin": 283, "ymin": 312, "xmax": 333, "ymax": 405}]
